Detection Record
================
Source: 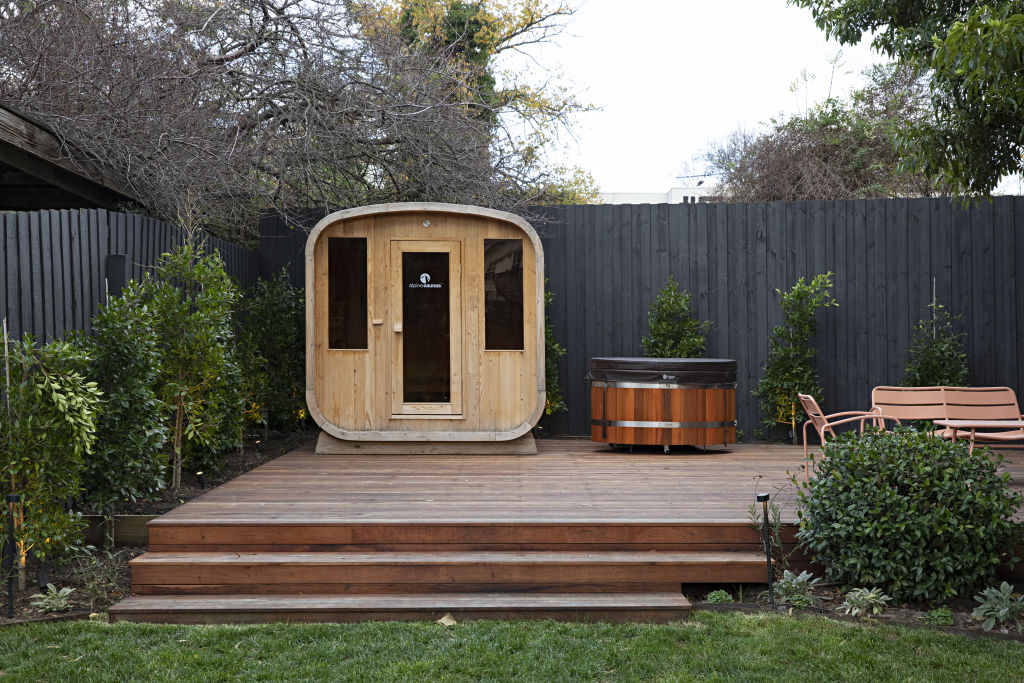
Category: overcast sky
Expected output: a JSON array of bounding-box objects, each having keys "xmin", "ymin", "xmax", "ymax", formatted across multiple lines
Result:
[{"xmin": 511, "ymin": 0, "xmax": 890, "ymax": 193}]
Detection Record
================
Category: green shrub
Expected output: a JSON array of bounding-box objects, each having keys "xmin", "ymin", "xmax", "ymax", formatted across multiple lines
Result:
[
  {"xmin": 754, "ymin": 273, "xmax": 837, "ymax": 435},
  {"xmin": 837, "ymin": 587, "xmax": 891, "ymax": 618},
  {"xmin": 972, "ymin": 582, "xmax": 1024, "ymax": 633},
  {"xmin": 78, "ymin": 282, "xmax": 169, "ymax": 513},
  {"xmin": 641, "ymin": 275, "xmax": 710, "ymax": 358},
  {"xmin": 139, "ymin": 241, "xmax": 242, "ymax": 488},
  {"xmin": 705, "ymin": 589, "xmax": 733, "ymax": 603},
  {"xmin": 902, "ymin": 302, "xmax": 968, "ymax": 387},
  {"xmin": 1, "ymin": 335, "xmax": 102, "ymax": 584},
  {"xmin": 772, "ymin": 570, "xmax": 822, "ymax": 608},
  {"xmin": 236, "ymin": 269, "xmax": 306, "ymax": 432},
  {"xmin": 544, "ymin": 288, "xmax": 567, "ymax": 416},
  {"xmin": 796, "ymin": 428, "xmax": 1021, "ymax": 603}
]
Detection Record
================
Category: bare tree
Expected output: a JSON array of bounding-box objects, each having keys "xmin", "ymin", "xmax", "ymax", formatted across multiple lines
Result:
[
  {"xmin": 705, "ymin": 64, "xmax": 941, "ymax": 202},
  {"xmin": 0, "ymin": 1, "xmax": 580, "ymax": 241}
]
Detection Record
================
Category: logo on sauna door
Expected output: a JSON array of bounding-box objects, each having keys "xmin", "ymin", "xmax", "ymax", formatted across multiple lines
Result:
[{"xmin": 409, "ymin": 272, "xmax": 442, "ymax": 289}]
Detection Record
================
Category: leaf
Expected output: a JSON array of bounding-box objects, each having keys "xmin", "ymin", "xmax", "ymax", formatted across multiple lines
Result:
[{"xmin": 435, "ymin": 613, "xmax": 457, "ymax": 627}]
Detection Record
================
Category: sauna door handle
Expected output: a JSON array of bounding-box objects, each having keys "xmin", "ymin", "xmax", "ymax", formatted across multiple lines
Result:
[{"xmin": 393, "ymin": 322, "xmax": 403, "ymax": 333}]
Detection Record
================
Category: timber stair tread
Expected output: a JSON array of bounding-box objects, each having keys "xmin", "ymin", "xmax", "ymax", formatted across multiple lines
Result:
[
  {"xmin": 131, "ymin": 550, "xmax": 766, "ymax": 565},
  {"xmin": 109, "ymin": 592, "xmax": 692, "ymax": 624},
  {"xmin": 128, "ymin": 549, "xmax": 768, "ymax": 588}
]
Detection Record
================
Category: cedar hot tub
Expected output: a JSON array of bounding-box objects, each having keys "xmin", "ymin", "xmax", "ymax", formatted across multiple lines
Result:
[{"xmin": 588, "ymin": 357, "xmax": 737, "ymax": 450}]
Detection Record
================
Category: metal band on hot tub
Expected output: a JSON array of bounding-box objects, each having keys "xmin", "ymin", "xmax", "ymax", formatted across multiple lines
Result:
[
  {"xmin": 589, "ymin": 381, "xmax": 736, "ymax": 390},
  {"xmin": 591, "ymin": 419, "xmax": 737, "ymax": 429}
]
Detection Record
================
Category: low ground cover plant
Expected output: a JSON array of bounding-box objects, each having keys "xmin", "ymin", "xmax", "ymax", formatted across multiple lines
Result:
[
  {"xmin": 797, "ymin": 428, "xmax": 1021, "ymax": 603},
  {"xmin": 973, "ymin": 582, "xmax": 1024, "ymax": 633},
  {"xmin": 705, "ymin": 589, "xmax": 733, "ymax": 603},
  {"xmin": 29, "ymin": 584, "xmax": 75, "ymax": 613},
  {"xmin": 838, "ymin": 587, "xmax": 891, "ymax": 618},
  {"xmin": 924, "ymin": 606, "xmax": 955, "ymax": 627},
  {"xmin": 772, "ymin": 569, "xmax": 822, "ymax": 608}
]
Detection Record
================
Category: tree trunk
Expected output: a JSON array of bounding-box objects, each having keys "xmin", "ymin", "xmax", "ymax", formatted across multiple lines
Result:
[
  {"xmin": 16, "ymin": 505, "xmax": 25, "ymax": 592},
  {"xmin": 172, "ymin": 396, "xmax": 184, "ymax": 492}
]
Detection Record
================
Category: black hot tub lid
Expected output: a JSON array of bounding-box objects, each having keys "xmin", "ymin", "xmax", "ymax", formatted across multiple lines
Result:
[{"xmin": 587, "ymin": 357, "xmax": 736, "ymax": 384}]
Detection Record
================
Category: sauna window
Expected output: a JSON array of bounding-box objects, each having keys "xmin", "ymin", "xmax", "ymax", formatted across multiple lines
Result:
[
  {"xmin": 328, "ymin": 237, "xmax": 368, "ymax": 349},
  {"xmin": 484, "ymin": 238, "xmax": 524, "ymax": 350}
]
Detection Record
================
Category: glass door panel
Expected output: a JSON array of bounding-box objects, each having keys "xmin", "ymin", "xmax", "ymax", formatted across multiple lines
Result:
[
  {"xmin": 390, "ymin": 240, "xmax": 462, "ymax": 416},
  {"xmin": 402, "ymin": 251, "xmax": 450, "ymax": 403}
]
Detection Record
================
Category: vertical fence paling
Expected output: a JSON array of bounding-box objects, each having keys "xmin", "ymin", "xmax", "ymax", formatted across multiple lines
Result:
[{"xmin": 0, "ymin": 209, "xmax": 259, "ymax": 342}]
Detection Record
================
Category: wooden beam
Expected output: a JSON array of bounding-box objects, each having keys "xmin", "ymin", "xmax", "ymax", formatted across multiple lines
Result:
[{"xmin": 0, "ymin": 104, "xmax": 139, "ymax": 207}]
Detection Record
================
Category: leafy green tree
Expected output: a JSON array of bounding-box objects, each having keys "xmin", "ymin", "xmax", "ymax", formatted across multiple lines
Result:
[
  {"xmin": 236, "ymin": 270, "xmax": 307, "ymax": 433},
  {"xmin": 140, "ymin": 242, "xmax": 242, "ymax": 490},
  {"xmin": 755, "ymin": 273, "xmax": 838, "ymax": 439},
  {"xmin": 78, "ymin": 283, "xmax": 169, "ymax": 515},
  {"xmin": 707, "ymin": 63, "xmax": 938, "ymax": 201},
  {"xmin": 641, "ymin": 276, "xmax": 711, "ymax": 358},
  {"xmin": 902, "ymin": 302, "xmax": 969, "ymax": 387},
  {"xmin": 791, "ymin": 0, "xmax": 1024, "ymax": 196},
  {"xmin": 1, "ymin": 334, "xmax": 102, "ymax": 588}
]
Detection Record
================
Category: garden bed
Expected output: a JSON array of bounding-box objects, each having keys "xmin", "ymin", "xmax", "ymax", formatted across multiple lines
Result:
[{"xmin": 2, "ymin": 429, "xmax": 316, "ymax": 626}]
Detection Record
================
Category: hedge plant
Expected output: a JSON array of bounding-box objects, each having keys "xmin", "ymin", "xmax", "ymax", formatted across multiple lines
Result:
[
  {"xmin": 139, "ymin": 242, "xmax": 242, "ymax": 489},
  {"xmin": 236, "ymin": 269, "xmax": 306, "ymax": 433},
  {"xmin": 754, "ymin": 272, "xmax": 837, "ymax": 437},
  {"xmin": 641, "ymin": 275, "xmax": 710, "ymax": 358},
  {"xmin": 1, "ymin": 335, "xmax": 102, "ymax": 586},
  {"xmin": 78, "ymin": 282, "xmax": 169, "ymax": 514},
  {"xmin": 544, "ymin": 288, "xmax": 567, "ymax": 416},
  {"xmin": 796, "ymin": 428, "xmax": 1021, "ymax": 603},
  {"xmin": 902, "ymin": 301, "xmax": 968, "ymax": 387}
]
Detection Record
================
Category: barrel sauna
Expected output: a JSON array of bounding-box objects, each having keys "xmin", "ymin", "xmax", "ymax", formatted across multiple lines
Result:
[
  {"xmin": 306, "ymin": 203, "xmax": 545, "ymax": 454},
  {"xmin": 588, "ymin": 358, "xmax": 737, "ymax": 450}
]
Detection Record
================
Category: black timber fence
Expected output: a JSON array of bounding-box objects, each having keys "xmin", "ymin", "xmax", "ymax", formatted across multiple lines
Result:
[
  {"xmin": 259, "ymin": 197, "xmax": 1024, "ymax": 438},
  {"xmin": 2, "ymin": 208, "xmax": 258, "ymax": 342}
]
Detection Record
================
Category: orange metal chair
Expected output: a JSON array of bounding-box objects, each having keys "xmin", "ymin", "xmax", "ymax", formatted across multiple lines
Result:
[{"xmin": 798, "ymin": 394, "xmax": 902, "ymax": 480}]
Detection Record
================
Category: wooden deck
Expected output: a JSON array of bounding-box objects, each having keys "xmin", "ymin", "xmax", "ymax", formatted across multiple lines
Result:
[
  {"xmin": 148, "ymin": 439, "xmax": 808, "ymax": 526},
  {"xmin": 110, "ymin": 438, "xmax": 1024, "ymax": 624}
]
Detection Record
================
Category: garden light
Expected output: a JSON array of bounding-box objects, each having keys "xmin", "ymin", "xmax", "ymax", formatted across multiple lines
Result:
[{"xmin": 757, "ymin": 492, "xmax": 774, "ymax": 608}]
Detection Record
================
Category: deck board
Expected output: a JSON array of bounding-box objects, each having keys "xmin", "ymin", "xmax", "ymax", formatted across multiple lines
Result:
[{"xmin": 152, "ymin": 440, "xmax": 812, "ymax": 526}]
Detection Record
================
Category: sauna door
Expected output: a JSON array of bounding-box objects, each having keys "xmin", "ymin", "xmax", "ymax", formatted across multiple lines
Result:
[{"xmin": 389, "ymin": 240, "xmax": 463, "ymax": 416}]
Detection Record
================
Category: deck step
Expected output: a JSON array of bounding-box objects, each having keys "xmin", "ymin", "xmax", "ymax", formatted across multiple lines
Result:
[
  {"xmin": 109, "ymin": 592, "xmax": 692, "ymax": 624},
  {"xmin": 130, "ymin": 550, "xmax": 768, "ymax": 591},
  {"xmin": 146, "ymin": 521, "xmax": 775, "ymax": 551}
]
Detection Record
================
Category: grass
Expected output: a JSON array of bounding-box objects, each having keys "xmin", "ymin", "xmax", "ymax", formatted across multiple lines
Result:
[{"xmin": 1, "ymin": 611, "xmax": 1022, "ymax": 681}]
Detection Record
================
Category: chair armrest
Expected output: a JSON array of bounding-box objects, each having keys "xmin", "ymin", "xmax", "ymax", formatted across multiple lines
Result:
[
  {"xmin": 822, "ymin": 410, "xmax": 879, "ymax": 420},
  {"xmin": 823, "ymin": 414, "xmax": 889, "ymax": 429}
]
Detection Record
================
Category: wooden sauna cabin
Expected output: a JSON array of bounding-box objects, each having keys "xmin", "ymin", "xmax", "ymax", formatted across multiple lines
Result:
[{"xmin": 306, "ymin": 203, "xmax": 545, "ymax": 454}]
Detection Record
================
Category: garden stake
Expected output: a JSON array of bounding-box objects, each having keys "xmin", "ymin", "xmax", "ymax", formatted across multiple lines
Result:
[
  {"xmin": 5, "ymin": 494, "xmax": 20, "ymax": 619},
  {"xmin": 757, "ymin": 492, "xmax": 774, "ymax": 607}
]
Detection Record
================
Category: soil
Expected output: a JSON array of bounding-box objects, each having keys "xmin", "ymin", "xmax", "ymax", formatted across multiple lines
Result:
[
  {"xmin": 91, "ymin": 429, "xmax": 317, "ymax": 516},
  {"xmin": 692, "ymin": 584, "xmax": 1024, "ymax": 641}
]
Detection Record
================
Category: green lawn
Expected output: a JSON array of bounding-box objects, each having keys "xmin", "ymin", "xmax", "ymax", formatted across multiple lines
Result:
[{"xmin": 0, "ymin": 611, "xmax": 1021, "ymax": 682}]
